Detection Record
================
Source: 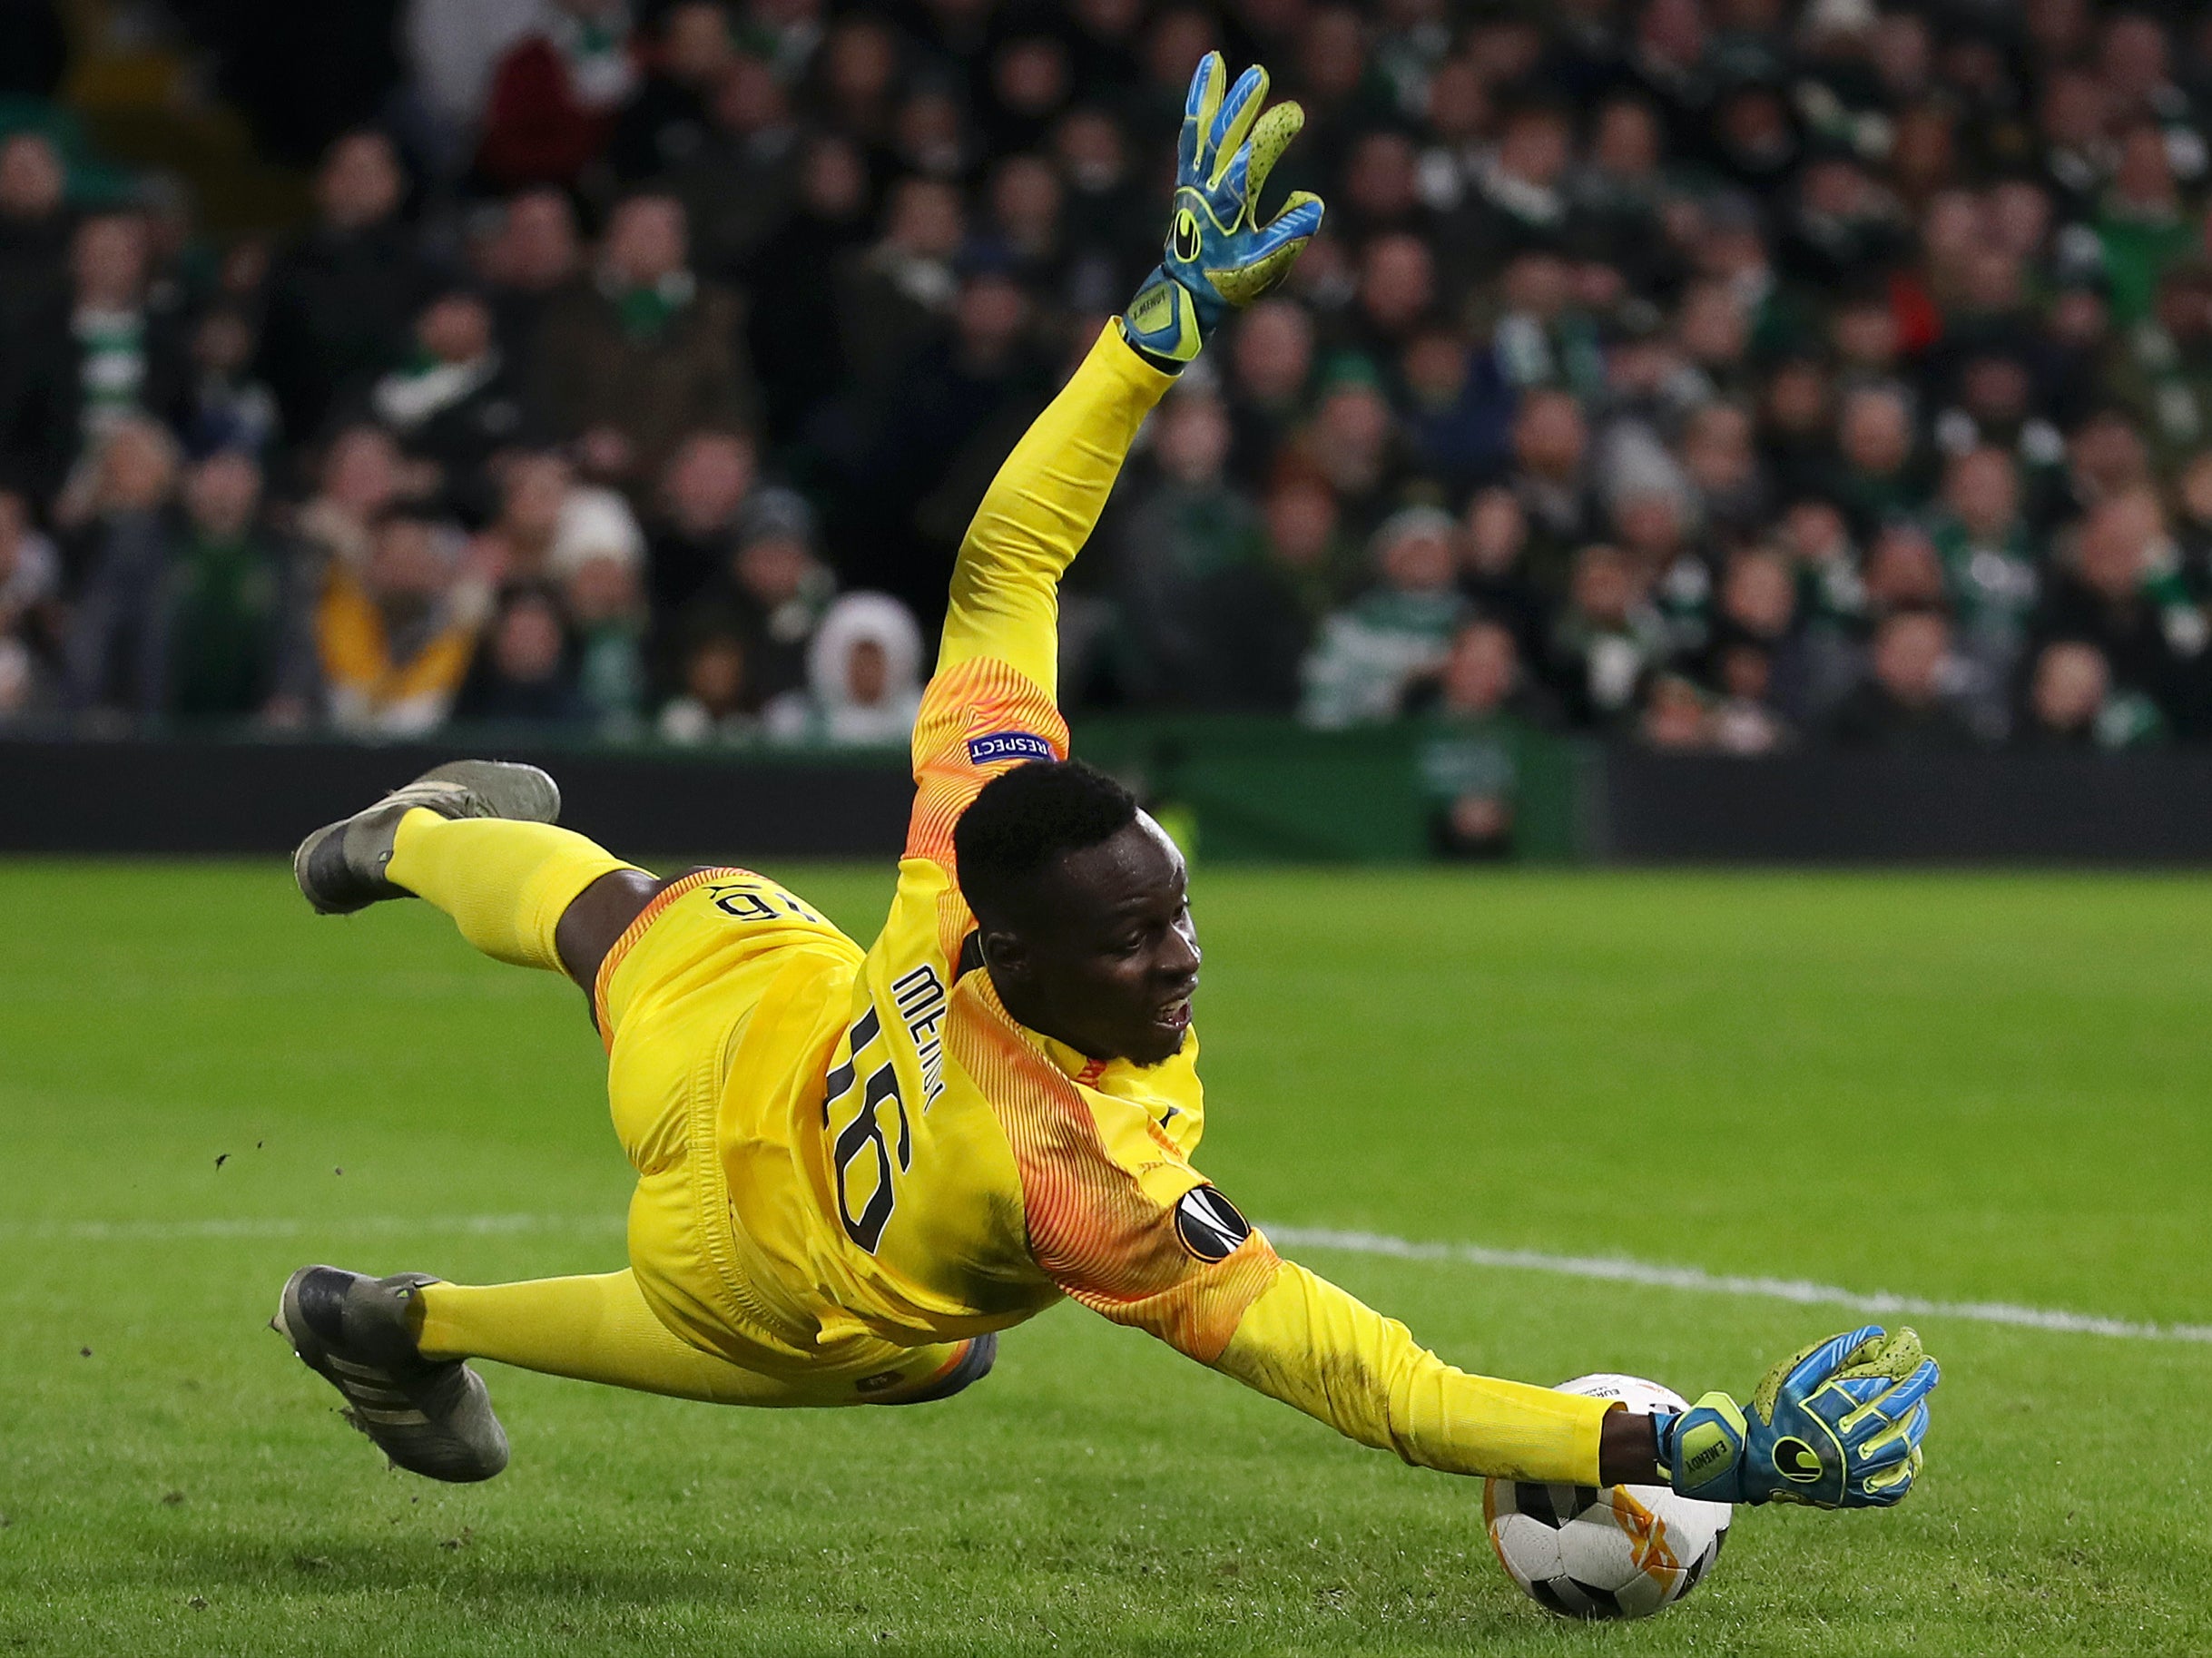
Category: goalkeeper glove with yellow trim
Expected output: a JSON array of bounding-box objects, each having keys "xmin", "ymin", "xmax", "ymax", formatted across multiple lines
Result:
[
  {"xmin": 1120, "ymin": 52, "xmax": 1325, "ymax": 368},
  {"xmin": 1653, "ymin": 1325, "xmax": 1938, "ymax": 1507}
]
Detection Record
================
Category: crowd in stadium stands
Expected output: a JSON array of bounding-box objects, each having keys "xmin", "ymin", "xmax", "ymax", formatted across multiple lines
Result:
[{"xmin": 8, "ymin": 0, "xmax": 2212, "ymax": 780}]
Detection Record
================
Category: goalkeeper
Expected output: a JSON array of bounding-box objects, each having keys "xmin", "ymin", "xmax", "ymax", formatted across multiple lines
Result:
[{"xmin": 276, "ymin": 56, "xmax": 1936, "ymax": 1513}]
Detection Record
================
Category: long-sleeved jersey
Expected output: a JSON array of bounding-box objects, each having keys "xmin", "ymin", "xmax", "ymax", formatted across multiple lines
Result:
[{"xmin": 705, "ymin": 326, "xmax": 1608, "ymax": 1485}]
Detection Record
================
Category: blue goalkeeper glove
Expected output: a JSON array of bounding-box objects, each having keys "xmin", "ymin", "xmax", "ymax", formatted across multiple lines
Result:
[
  {"xmin": 1652, "ymin": 1325, "xmax": 1938, "ymax": 1508},
  {"xmin": 1120, "ymin": 52, "xmax": 1325, "ymax": 368}
]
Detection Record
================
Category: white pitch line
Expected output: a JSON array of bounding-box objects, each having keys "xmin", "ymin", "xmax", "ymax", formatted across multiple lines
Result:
[
  {"xmin": 3, "ymin": 1212, "xmax": 2207, "ymax": 1347},
  {"xmin": 1267, "ymin": 1225, "xmax": 2212, "ymax": 1347}
]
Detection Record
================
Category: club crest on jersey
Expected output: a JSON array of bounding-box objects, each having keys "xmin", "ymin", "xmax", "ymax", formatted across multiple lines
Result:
[
  {"xmin": 967, "ymin": 731, "xmax": 1056, "ymax": 766},
  {"xmin": 1173, "ymin": 1185, "xmax": 1251, "ymax": 1261}
]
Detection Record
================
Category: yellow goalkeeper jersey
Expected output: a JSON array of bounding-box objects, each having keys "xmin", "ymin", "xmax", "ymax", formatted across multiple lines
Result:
[
  {"xmin": 687, "ymin": 327, "xmax": 1610, "ymax": 1485},
  {"xmin": 788, "ymin": 656, "xmax": 1275, "ymax": 1363}
]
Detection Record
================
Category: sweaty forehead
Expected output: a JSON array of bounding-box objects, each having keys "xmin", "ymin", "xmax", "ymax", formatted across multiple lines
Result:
[{"xmin": 1029, "ymin": 818, "xmax": 1184, "ymax": 933}]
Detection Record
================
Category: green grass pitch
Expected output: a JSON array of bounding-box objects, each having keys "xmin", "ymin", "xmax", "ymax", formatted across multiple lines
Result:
[{"xmin": 3, "ymin": 859, "xmax": 2209, "ymax": 1655}]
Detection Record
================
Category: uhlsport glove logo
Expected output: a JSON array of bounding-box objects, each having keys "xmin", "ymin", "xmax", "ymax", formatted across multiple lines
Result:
[
  {"xmin": 1173, "ymin": 209, "xmax": 1203, "ymax": 264},
  {"xmin": 1774, "ymin": 1437, "xmax": 1824, "ymax": 1483}
]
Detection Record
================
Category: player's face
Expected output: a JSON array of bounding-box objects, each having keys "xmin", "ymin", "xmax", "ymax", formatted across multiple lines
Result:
[{"xmin": 1015, "ymin": 815, "xmax": 1200, "ymax": 1066}]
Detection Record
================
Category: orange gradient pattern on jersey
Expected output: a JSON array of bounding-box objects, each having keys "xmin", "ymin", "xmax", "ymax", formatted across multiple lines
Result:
[
  {"xmin": 947, "ymin": 975, "xmax": 1281, "ymax": 1363},
  {"xmin": 902, "ymin": 656, "xmax": 1069, "ymax": 874}
]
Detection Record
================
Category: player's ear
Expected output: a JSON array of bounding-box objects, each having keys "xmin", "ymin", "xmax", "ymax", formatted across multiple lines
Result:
[{"xmin": 978, "ymin": 925, "xmax": 1032, "ymax": 983}]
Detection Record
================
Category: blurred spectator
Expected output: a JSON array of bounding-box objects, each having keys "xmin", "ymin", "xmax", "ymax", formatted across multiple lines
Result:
[
  {"xmin": 1757, "ymin": 354, "xmax": 1838, "ymax": 504},
  {"xmin": 683, "ymin": 485, "xmax": 832, "ymax": 704},
  {"xmin": 1927, "ymin": 447, "xmax": 2040, "ymax": 692},
  {"xmin": 1678, "ymin": 400, "xmax": 1768, "ymax": 540},
  {"xmin": 182, "ymin": 307, "xmax": 281, "ymax": 462},
  {"xmin": 314, "ymin": 507, "xmax": 487, "ymax": 735},
  {"xmin": 2175, "ymin": 449, "xmax": 2212, "ymax": 576},
  {"xmin": 401, "ymin": 0, "xmax": 546, "ymax": 176},
  {"xmin": 474, "ymin": 0, "xmax": 638, "ymax": 190},
  {"xmin": 370, "ymin": 288, "xmax": 534, "ymax": 521},
  {"xmin": 0, "ymin": 212, "xmax": 191, "ymax": 505},
  {"xmin": 478, "ymin": 188, "xmax": 583, "ymax": 359},
  {"xmin": 836, "ymin": 176, "xmax": 964, "ymax": 395},
  {"xmin": 1302, "ymin": 506, "xmax": 1470, "ymax": 728},
  {"xmin": 1454, "ymin": 102, "xmax": 1579, "ymax": 275},
  {"xmin": 258, "ymin": 132, "xmax": 441, "ymax": 445},
  {"xmin": 1640, "ymin": 672, "xmax": 1715, "ymax": 751},
  {"xmin": 1224, "ymin": 299, "xmax": 1314, "ymax": 489},
  {"xmin": 658, "ymin": 623, "xmax": 755, "ymax": 743},
  {"xmin": 61, "ymin": 419, "xmax": 182, "ymax": 725},
  {"xmin": 2017, "ymin": 637, "xmax": 2165, "ymax": 749},
  {"xmin": 1460, "ymin": 486, "xmax": 1545, "ymax": 662},
  {"xmin": 852, "ymin": 267, "xmax": 1050, "ymax": 613},
  {"xmin": 664, "ymin": 54, "xmax": 803, "ymax": 282},
  {"xmin": 1289, "ymin": 359, "xmax": 1409, "ymax": 545},
  {"xmin": 1827, "ymin": 608, "xmax": 1981, "ymax": 750},
  {"xmin": 1262, "ymin": 476, "xmax": 1358, "ymax": 619},
  {"xmin": 2093, "ymin": 122, "xmax": 2197, "ymax": 326},
  {"xmin": 1504, "ymin": 386, "xmax": 1596, "ymax": 582},
  {"xmin": 0, "ymin": 132, "xmax": 69, "ymax": 333},
  {"xmin": 297, "ymin": 425, "xmax": 407, "ymax": 575},
  {"xmin": 0, "ymin": 488, "xmax": 62, "ymax": 719},
  {"xmin": 2033, "ymin": 486, "xmax": 2208, "ymax": 727},
  {"xmin": 2104, "ymin": 262, "xmax": 2212, "ymax": 469},
  {"xmin": 533, "ymin": 191, "xmax": 753, "ymax": 488},
  {"xmin": 1056, "ymin": 104, "xmax": 1151, "ymax": 309},
  {"xmin": 457, "ymin": 584, "xmax": 587, "ymax": 724},
  {"xmin": 1113, "ymin": 390, "xmax": 1265, "ymax": 707},
  {"xmin": 168, "ymin": 452, "xmax": 296, "ymax": 721},
  {"xmin": 474, "ymin": 448, "xmax": 644, "ymax": 591},
  {"xmin": 1702, "ymin": 545, "xmax": 1806, "ymax": 731},
  {"xmin": 647, "ymin": 428, "xmax": 757, "ymax": 616},
  {"xmin": 1397, "ymin": 324, "xmax": 1514, "ymax": 500},
  {"xmin": 63, "ymin": 214, "xmax": 189, "ymax": 446},
  {"xmin": 745, "ymin": 133, "xmax": 872, "ymax": 445},
  {"xmin": 1828, "ymin": 384, "xmax": 1927, "ymax": 536},
  {"xmin": 1414, "ymin": 621, "xmax": 1556, "ymax": 860},
  {"xmin": 1706, "ymin": 643, "xmax": 1794, "ymax": 754},
  {"xmin": 1545, "ymin": 542, "xmax": 1669, "ymax": 728},
  {"xmin": 564, "ymin": 545, "xmax": 649, "ymax": 733},
  {"xmin": 764, "ymin": 590, "xmax": 923, "ymax": 745},
  {"xmin": 610, "ymin": 1, "xmax": 740, "ymax": 181}
]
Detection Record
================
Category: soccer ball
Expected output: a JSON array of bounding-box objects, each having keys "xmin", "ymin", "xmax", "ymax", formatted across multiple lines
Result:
[{"xmin": 1484, "ymin": 1373, "xmax": 1731, "ymax": 1620}]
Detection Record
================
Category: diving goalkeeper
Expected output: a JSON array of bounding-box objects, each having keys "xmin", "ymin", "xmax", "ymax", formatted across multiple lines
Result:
[{"xmin": 277, "ymin": 56, "xmax": 1936, "ymax": 1515}]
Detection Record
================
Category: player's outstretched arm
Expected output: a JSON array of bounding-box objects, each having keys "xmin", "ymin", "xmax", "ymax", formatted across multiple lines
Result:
[
  {"xmin": 935, "ymin": 52, "xmax": 1322, "ymax": 701},
  {"xmin": 1209, "ymin": 1261, "xmax": 1937, "ymax": 1506},
  {"xmin": 1211, "ymin": 1260, "xmax": 1617, "ymax": 1486}
]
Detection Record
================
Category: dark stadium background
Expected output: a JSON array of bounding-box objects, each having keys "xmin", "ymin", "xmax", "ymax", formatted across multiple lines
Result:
[{"xmin": 7, "ymin": 0, "xmax": 2212, "ymax": 859}]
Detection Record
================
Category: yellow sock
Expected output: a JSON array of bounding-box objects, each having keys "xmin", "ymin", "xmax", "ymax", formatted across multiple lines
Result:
[
  {"xmin": 415, "ymin": 1270, "xmax": 832, "ymax": 1407},
  {"xmin": 384, "ymin": 810, "xmax": 639, "ymax": 973}
]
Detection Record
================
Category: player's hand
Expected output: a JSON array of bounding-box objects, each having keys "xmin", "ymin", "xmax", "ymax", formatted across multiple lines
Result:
[
  {"xmin": 1654, "ymin": 1325, "xmax": 1938, "ymax": 1508},
  {"xmin": 1119, "ymin": 53, "xmax": 1325, "ymax": 367}
]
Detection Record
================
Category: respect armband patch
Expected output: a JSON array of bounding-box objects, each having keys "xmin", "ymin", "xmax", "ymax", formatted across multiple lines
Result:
[{"xmin": 967, "ymin": 731, "xmax": 1057, "ymax": 767}]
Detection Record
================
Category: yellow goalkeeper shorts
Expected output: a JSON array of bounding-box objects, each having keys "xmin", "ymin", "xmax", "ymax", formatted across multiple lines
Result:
[{"xmin": 593, "ymin": 867, "xmax": 977, "ymax": 1403}]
